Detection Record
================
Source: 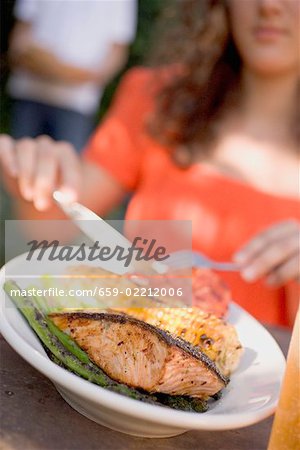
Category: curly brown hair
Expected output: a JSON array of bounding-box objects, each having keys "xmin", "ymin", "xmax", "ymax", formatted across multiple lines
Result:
[{"xmin": 149, "ymin": 0, "xmax": 299, "ymax": 166}]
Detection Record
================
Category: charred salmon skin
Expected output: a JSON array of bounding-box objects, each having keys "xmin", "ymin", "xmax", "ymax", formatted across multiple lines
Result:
[{"xmin": 49, "ymin": 312, "xmax": 228, "ymax": 399}]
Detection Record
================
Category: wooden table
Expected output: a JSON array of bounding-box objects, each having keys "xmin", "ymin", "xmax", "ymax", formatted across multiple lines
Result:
[{"xmin": 0, "ymin": 326, "xmax": 290, "ymax": 450}]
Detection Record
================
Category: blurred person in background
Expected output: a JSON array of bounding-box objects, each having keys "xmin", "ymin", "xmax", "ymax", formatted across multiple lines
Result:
[
  {"xmin": 0, "ymin": 0, "xmax": 299, "ymax": 327},
  {"xmin": 7, "ymin": 0, "xmax": 137, "ymax": 151}
]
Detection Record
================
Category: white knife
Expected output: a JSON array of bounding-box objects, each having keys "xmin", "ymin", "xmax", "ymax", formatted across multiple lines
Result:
[{"xmin": 52, "ymin": 190, "xmax": 166, "ymax": 275}]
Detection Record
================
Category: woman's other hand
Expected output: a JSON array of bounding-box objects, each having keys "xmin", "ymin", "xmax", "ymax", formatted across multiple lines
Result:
[
  {"xmin": 0, "ymin": 134, "xmax": 82, "ymax": 211},
  {"xmin": 233, "ymin": 220, "xmax": 300, "ymax": 287}
]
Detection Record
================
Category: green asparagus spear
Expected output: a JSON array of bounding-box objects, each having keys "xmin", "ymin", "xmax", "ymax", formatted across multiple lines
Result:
[
  {"xmin": 45, "ymin": 317, "xmax": 91, "ymax": 364},
  {"xmin": 3, "ymin": 280, "xmax": 208, "ymax": 412},
  {"xmin": 3, "ymin": 280, "xmax": 159, "ymax": 399},
  {"xmin": 23, "ymin": 286, "xmax": 91, "ymax": 364},
  {"xmin": 157, "ymin": 394, "xmax": 208, "ymax": 413}
]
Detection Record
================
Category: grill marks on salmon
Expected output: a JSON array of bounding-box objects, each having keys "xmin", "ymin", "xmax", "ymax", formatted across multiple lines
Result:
[
  {"xmin": 111, "ymin": 307, "xmax": 243, "ymax": 377},
  {"xmin": 49, "ymin": 312, "xmax": 228, "ymax": 399}
]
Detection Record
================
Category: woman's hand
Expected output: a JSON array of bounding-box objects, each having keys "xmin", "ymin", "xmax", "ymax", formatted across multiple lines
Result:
[
  {"xmin": 0, "ymin": 134, "xmax": 82, "ymax": 211},
  {"xmin": 233, "ymin": 220, "xmax": 300, "ymax": 287}
]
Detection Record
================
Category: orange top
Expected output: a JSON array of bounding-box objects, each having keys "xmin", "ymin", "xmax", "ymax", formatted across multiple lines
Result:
[{"xmin": 84, "ymin": 67, "xmax": 300, "ymax": 327}]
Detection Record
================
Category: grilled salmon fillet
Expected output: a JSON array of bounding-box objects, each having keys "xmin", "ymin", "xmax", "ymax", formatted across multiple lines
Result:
[
  {"xmin": 113, "ymin": 307, "xmax": 242, "ymax": 377},
  {"xmin": 49, "ymin": 312, "xmax": 228, "ymax": 399}
]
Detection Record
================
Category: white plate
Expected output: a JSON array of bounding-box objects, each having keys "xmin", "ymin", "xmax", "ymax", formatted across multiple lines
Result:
[{"xmin": 0, "ymin": 252, "xmax": 285, "ymax": 438}]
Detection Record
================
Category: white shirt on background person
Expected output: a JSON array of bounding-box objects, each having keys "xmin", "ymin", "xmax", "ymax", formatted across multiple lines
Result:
[{"xmin": 8, "ymin": 0, "xmax": 137, "ymax": 114}]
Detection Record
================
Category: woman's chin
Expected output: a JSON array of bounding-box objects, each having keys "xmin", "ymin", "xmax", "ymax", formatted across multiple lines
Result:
[{"xmin": 245, "ymin": 59, "xmax": 298, "ymax": 78}]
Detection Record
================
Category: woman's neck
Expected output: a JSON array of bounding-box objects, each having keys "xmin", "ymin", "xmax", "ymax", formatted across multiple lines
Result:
[{"xmin": 238, "ymin": 69, "xmax": 298, "ymax": 139}]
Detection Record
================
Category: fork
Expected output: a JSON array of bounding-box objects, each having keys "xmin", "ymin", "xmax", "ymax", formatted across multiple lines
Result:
[{"xmin": 156, "ymin": 250, "xmax": 240, "ymax": 272}]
